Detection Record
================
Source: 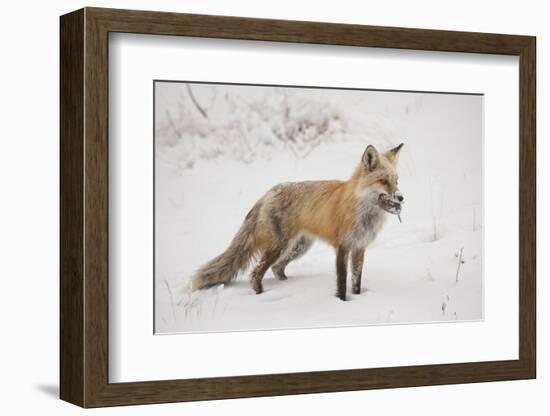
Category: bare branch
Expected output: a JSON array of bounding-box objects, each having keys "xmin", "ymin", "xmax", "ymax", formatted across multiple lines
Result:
[
  {"xmin": 455, "ymin": 247, "xmax": 464, "ymax": 283},
  {"xmin": 163, "ymin": 280, "xmax": 177, "ymax": 322},
  {"xmin": 186, "ymin": 84, "xmax": 208, "ymax": 119},
  {"xmin": 164, "ymin": 109, "xmax": 181, "ymax": 137}
]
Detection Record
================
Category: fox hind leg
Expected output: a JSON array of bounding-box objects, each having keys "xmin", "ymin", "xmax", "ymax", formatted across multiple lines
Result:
[
  {"xmin": 272, "ymin": 236, "xmax": 313, "ymax": 280},
  {"xmin": 251, "ymin": 248, "xmax": 282, "ymax": 294}
]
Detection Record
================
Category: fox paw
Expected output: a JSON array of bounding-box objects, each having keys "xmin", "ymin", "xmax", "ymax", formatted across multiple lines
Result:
[
  {"xmin": 272, "ymin": 266, "xmax": 287, "ymax": 280},
  {"xmin": 252, "ymin": 281, "xmax": 263, "ymax": 294},
  {"xmin": 275, "ymin": 273, "xmax": 287, "ymax": 281}
]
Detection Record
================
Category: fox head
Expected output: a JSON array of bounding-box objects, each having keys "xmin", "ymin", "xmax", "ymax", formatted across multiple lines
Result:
[{"xmin": 353, "ymin": 143, "xmax": 404, "ymax": 203}]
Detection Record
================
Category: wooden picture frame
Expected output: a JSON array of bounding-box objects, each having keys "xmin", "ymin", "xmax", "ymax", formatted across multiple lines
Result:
[{"xmin": 60, "ymin": 7, "xmax": 536, "ymax": 408}]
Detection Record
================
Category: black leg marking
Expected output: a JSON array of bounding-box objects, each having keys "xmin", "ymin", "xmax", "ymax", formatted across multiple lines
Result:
[
  {"xmin": 336, "ymin": 246, "xmax": 349, "ymax": 301},
  {"xmin": 351, "ymin": 248, "xmax": 365, "ymax": 294}
]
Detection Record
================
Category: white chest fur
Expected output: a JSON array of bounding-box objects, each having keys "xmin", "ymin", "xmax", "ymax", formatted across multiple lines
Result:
[{"xmin": 347, "ymin": 192, "xmax": 387, "ymax": 249}]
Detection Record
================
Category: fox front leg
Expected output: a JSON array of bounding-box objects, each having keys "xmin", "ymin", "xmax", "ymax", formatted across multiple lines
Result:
[
  {"xmin": 351, "ymin": 248, "xmax": 365, "ymax": 294},
  {"xmin": 336, "ymin": 246, "xmax": 350, "ymax": 301}
]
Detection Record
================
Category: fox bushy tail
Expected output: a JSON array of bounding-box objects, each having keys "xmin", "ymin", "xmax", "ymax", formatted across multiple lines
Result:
[{"xmin": 190, "ymin": 204, "xmax": 260, "ymax": 290}]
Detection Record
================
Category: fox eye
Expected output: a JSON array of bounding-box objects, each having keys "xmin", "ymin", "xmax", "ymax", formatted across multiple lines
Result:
[{"xmin": 379, "ymin": 179, "xmax": 390, "ymax": 187}]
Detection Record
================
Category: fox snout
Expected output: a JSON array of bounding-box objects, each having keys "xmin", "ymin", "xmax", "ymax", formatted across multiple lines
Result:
[
  {"xmin": 394, "ymin": 190, "xmax": 404, "ymax": 203},
  {"xmin": 379, "ymin": 189, "xmax": 404, "ymax": 203}
]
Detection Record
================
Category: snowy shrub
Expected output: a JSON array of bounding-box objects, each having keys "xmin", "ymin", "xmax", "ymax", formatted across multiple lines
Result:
[{"xmin": 155, "ymin": 85, "xmax": 353, "ymax": 169}]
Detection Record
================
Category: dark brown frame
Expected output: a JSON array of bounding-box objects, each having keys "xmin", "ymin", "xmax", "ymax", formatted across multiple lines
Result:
[{"xmin": 60, "ymin": 7, "xmax": 536, "ymax": 408}]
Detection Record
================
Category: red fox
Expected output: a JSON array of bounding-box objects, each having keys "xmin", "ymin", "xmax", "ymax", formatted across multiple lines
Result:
[{"xmin": 191, "ymin": 143, "xmax": 404, "ymax": 301}]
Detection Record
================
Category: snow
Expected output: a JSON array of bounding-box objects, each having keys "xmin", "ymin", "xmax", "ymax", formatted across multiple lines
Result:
[{"xmin": 154, "ymin": 84, "xmax": 483, "ymax": 334}]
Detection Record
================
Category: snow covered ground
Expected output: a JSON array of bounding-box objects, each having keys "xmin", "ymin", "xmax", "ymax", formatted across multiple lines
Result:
[{"xmin": 154, "ymin": 84, "xmax": 483, "ymax": 334}]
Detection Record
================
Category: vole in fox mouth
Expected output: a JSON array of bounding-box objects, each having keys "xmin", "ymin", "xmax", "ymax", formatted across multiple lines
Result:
[{"xmin": 378, "ymin": 193, "xmax": 403, "ymax": 222}]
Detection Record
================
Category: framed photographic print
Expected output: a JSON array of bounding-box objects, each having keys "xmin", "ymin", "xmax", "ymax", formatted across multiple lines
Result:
[{"xmin": 60, "ymin": 7, "xmax": 536, "ymax": 408}]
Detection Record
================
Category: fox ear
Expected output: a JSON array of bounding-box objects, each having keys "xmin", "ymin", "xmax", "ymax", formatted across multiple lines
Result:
[
  {"xmin": 362, "ymin": 145, "xmax": 379, "ymax": 171},
  {"xmin": 386, "ymin": 143, "xmax": 404, "ymax": 164}
]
